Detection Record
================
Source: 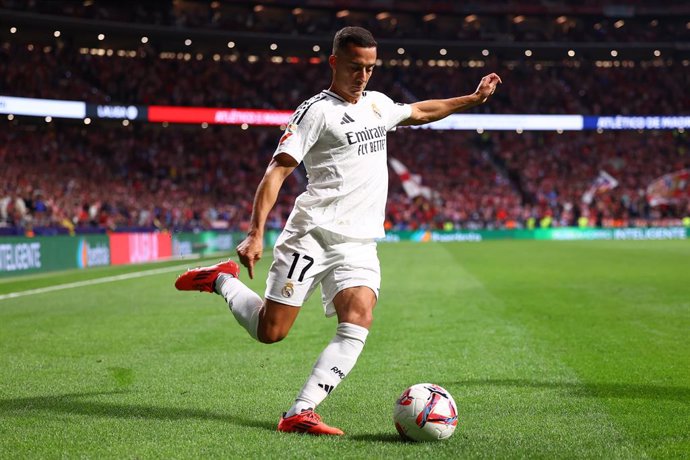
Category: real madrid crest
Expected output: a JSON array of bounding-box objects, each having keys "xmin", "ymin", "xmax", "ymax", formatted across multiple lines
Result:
[
  {"xmin": 371, "ymin": 103, "xmax": 382, "ymax": 119},
  {"xmin": 282, "ymin": 282, "xmax": 295, "ymax": 298}
]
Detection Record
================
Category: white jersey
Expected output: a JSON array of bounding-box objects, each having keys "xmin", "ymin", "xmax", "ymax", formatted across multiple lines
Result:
[{"xmin": 274, "ymin": 90, "xmax": 412, "ymax": 239}]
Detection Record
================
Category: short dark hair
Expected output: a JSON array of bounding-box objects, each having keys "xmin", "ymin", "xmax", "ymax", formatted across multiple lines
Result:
[{"xmin": 332, "ymin": 26, "xmax": 377, "ymax": 55}]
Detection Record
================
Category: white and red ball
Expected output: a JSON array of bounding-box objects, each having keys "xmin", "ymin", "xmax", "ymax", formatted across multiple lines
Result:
[{"xmin": 393, "ymin": 383, "xmax": 458, "ymax": 441}]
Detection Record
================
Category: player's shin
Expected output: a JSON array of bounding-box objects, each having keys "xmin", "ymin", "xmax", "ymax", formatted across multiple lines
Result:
[
  {"xmin": 285, "ymin": 322, "xmax": 369, "ymax": 417},
  {"xmin": 215, "ymin": 274, "xmax": 262, "ymax": 341}
]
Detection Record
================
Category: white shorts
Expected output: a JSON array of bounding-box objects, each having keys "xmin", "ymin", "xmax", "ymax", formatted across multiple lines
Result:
[{"xmin": 265, "ymin": 227, "xmax": 380, "ymax": 317}]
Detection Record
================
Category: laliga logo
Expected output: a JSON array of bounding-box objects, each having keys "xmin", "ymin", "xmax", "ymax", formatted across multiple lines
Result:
[{"xmin": 96, "ymin": 105, "xmax": 138, "ymax": 120}]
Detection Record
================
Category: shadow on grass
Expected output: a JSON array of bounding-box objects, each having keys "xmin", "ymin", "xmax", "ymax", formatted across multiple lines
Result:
[
  {"xmin": 0, "ymin": 391, "xmax": 275, "ymax": 431},
  {"xmin": 448, "ymin": 379, "xmax": 690, "ymax": 402}
]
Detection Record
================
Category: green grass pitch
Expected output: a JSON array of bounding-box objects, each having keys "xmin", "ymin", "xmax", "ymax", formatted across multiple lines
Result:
[{"xmin": 1, "ymin": 240, "xmax": 688, "ymax": 459}]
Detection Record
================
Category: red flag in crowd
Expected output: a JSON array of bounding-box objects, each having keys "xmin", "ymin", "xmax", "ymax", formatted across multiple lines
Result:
[
  {"xmin": 646, "ymin": 169, "xmax": 690, "ymax": 206},
  {"xmin": 581, "ymin": 170, "xmax": 619, "ymax": 204},
  {"xmin": 388, "ymin": 157, "xmax": 433, "ymax": 200}
]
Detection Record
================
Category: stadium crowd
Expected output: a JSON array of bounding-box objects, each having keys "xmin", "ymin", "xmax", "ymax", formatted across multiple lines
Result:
[
  {"xmin": 3, "ymin": 41, "xmax": 689, "ymax": 116},
  {"xmin": 2, "ymin": 3, "xmax": 689, "ymax": 235},
  {"xmin": 1, "ymin": 120, "xmax": 688, "ymax": 235}
]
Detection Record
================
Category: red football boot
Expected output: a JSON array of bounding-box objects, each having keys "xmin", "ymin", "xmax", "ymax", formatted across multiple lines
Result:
[
  {"xmin": 277, "ymin": 409, "xmax": 344, "ymax": 436},
  {"xmin": 174, "ymin": 259, "xmax": 240, "ymax": 293}
]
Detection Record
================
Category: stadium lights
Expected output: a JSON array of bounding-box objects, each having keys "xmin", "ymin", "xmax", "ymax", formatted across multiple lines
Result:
[
  {"xmin": 465, "ymin": 15, "xmax": 478, "ymax": 23},
  {"xmin": 292, "ymin": 8, "xmax": 303, "ymax": 15},
  {"xmin": 184, "ymin": 39, "xmax": 192, "ymax": 46},
  {"xmin": 525, "ymin": 49, "xmax": 532, "ymax": 57},
  {"xmin": 27, "ymin": 44, "xmax": 34, "ymax": 51},
  {"xmin": 423, "ymin": 14, "xmax": 437, "ymax": 22},
  {"xmin": 98, "ymin": 34, "xmax": 105, "ymax": 41},
  {"xmin": 376, "ymin": 12, "xmax": 391, "ymax": 20},
  {"xmin": 312, "ymin": 45, "xmax": 320, "ymax": 52},
  {"xmin": 568, "ymin": 50, "xmax": 576, "ymax": 57},
  {"xmin": 53, "ymin": 30, "xmax": 61, "ymax": 38},
  {"xmin": 614, "ymin": 20, "xmax": 625, "ymax": 29},
  {"xmin": 201, "ymin": 122, "xmax": 208, "ymax": 129},
  {"xmin": 438, "ymin": 48, "xmax": 447, "ymax": 56},
  {"xmin": 141, "ymin": 36, "xmax": 149, "ymax": 44},
  {"xmin": 270, "ymin": 43, "xmax": 278, "ymax": 51},
  {"xmin": 556, "ymin": 16, "xmax": 567, "ymax": 24},
  {"xmin": 254, "ymin": 5, "xmax": 264, "ymax": 13},
  {"xmin": 611, "ymin": 50, "xmax": 618, "ymax": 57},
  {"xmin": 227, "ymin": 41, "xmax": 235, "ymax": 48},
  {"xmin": 654, "ymin": 50, "xmax": 661, "ymax": 57},
  {"xmin": 10, "ymin": 27, "xmax": 17, "ymax": 33},
  {"xmin": 84, "ymin": 117, "xmax": 91, "ymax": 125},
  {"xmin": 397, "ymin": 48, "xmax": 405, "ymax": 55},
  {"xmin": 336, "ymin": 10, "xmax": 349, "ymax": 18},
  {"xmin": 513, "ymin": 15, "xmax": 525, "ymax": 24},
  {"xmin": 241, "ymin": 123, "xmax": 249, "ymax": 130},
  {"xmin": 650, "ymin": 19, "xmax": 658, "ymax": 27},
  {"xmin": 45, "ymin": 116, "xmax": 52, "ymax": 123},
  {"xmin": 122, "ymin": 119, "xmax": 129, "ymax": 126},
  {"xmin": 7, "ymin": 114, "xmax": 14, "ymax": 120},
  {"xmin": 482, "ymin": 49, "xmax": 489, "ymax": 57},
  {"xmin": 476, "ymin": 128, "xmax": 483, "ymax": 134},
  {"xmin": 211, "ymin": 1, "xmax": 220, "ymax": 8}
]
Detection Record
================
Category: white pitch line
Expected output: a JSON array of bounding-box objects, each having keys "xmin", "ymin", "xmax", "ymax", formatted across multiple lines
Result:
[{"xmin": 0, "ymin": 263, "xmax": 197, "ymax": 301}]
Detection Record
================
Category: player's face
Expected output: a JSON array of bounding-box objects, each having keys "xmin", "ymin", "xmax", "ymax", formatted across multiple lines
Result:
[{"xmin": 330, "ymin": 44, "xmax": 376, "ymax": 103}]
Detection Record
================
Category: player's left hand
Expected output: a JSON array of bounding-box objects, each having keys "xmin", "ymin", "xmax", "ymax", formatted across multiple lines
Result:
[{"xmin": 474, "ymin": 73, "xmax": 502, "ymax": 103}]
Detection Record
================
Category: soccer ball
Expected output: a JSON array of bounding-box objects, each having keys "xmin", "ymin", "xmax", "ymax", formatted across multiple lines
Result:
[{"xmin": 393, "ymin": 383, "xmax": 458, "ymax": 442}]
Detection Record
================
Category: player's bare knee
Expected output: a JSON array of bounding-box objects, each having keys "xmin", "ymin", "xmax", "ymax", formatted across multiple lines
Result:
[
  {"xmin": 339, "ymin": 310, "xmax": 373, "ymax": 329},
  {"xmin": 356, "ymin": 311, "xmax": 374, "ymax": 329},
  {"xmin": 258, "ymin": 326, "xmax": 289, "ymax": 344}
]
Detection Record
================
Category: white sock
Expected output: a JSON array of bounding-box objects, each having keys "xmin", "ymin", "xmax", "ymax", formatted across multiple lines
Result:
[
  {"xmin": 215, "ymin": 274, "xmax": 263, "ymax": 341},
  {"xmin": 285, "ymin": 322, "xmax": 369, "ymax": 417}
]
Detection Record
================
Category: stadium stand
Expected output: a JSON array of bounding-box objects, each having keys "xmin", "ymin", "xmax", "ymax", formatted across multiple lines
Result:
[
  {"xmin": 2, "ymin": 0, "xmax": 689, "ymax": 43},
  {"xmin": 2, "ymin": 42, "xmax": 689, "ymax": 115},
  {"xmin": 1, "ymin": 1, "xmax": 688, "ymax": 234}
]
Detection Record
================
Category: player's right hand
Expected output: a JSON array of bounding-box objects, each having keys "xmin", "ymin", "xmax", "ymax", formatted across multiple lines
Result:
[
  {"xmin": 236, "ymin": 234, "xmax": 263, "ymax": 279},
  {"xmin": 474, "ymin": 73, "xmax": 502, "ymax": 103}
]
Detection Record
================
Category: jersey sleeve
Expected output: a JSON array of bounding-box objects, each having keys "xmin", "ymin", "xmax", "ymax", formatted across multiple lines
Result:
[
  {"xmin": 273, "ymin": 101, "xmax": 325, "ymax": 164},
  {"xmin": 377, "ymin": 93, "xmax": 412, "ymax": 131}
]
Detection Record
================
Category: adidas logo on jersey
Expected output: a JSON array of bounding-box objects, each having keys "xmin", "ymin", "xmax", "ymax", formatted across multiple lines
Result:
[
  {"xmin": 318, "ymin": 383, "xmax": 334, "ymax": 394},
  {"xmin": 340, "ymin": 113, "xmax": 355, "ymax": 125}
]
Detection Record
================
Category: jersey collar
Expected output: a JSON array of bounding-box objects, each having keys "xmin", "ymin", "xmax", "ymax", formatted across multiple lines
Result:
[{"xmin": 322, "ymin": 90, "xmax": 368, "ymax": 104}]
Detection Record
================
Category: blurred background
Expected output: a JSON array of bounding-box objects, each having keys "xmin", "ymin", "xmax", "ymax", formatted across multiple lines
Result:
[{"xmin": 1, "ymin": 0, "xmax": 689, "ymax": 236}]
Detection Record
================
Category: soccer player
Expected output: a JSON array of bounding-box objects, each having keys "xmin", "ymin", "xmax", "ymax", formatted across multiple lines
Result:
[{"xmin": 175, "ymin": 26, "xmax": 501, "ymax": 435}]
